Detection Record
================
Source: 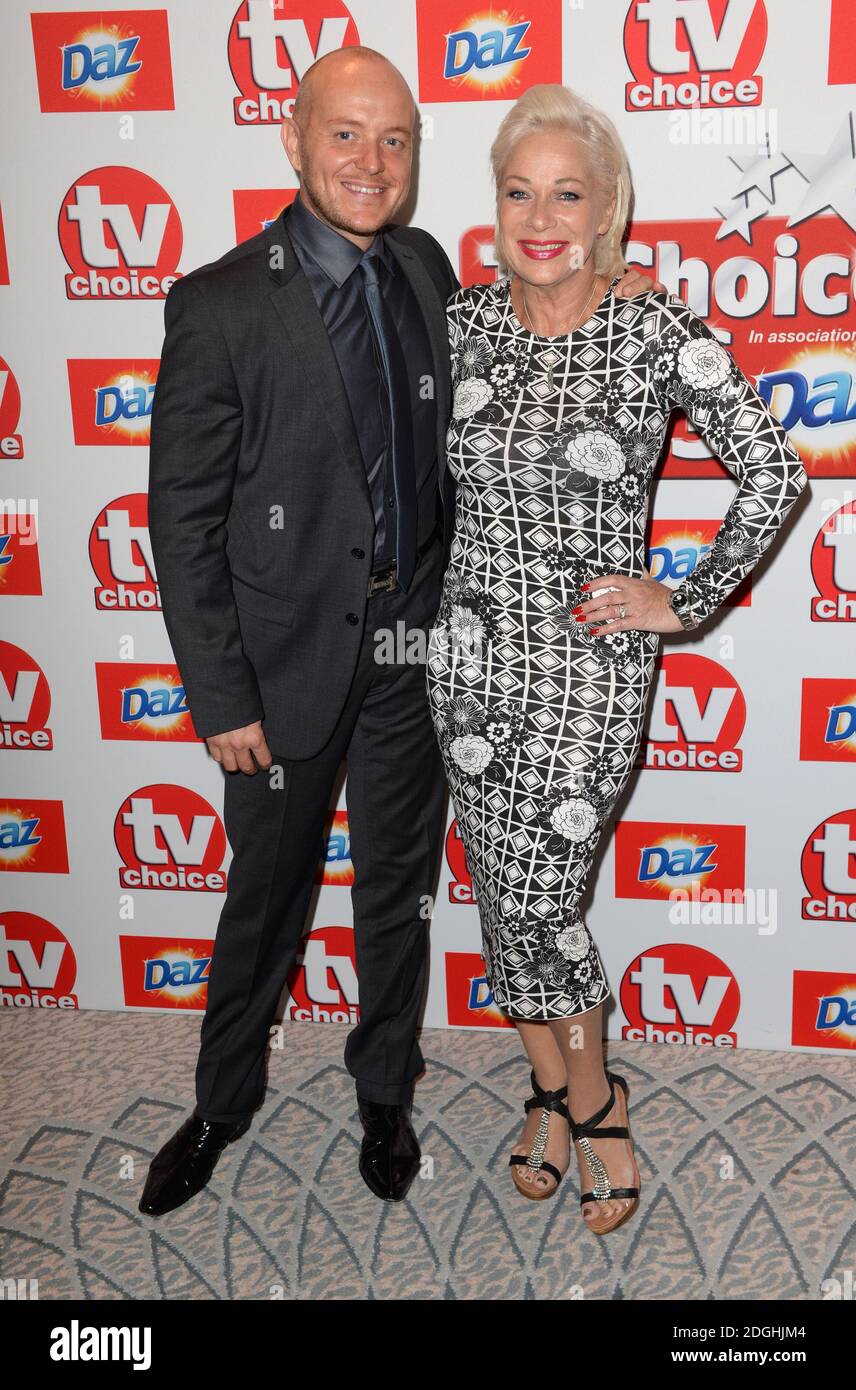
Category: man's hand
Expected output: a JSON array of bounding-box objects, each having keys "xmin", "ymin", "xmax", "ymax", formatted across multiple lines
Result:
[
  {"xmin": 206, "ymin": 721, "xmax": 273, "ymax": 774},
  {"xmin": 613, "ymin": 267, "xmax": 667, "ymax": 298},
  {"xmin": 572, "ymin": 570, "xmax": 685, "ymax": 635}
]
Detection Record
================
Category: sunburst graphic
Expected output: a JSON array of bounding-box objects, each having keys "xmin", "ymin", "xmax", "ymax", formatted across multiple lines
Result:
[
  {"xmin": 815, "ymin": 983, "xmax": 856, "ymax": 1048},
  {"xmin": 61, "ymin": 25, "xmax": 142, "ymax": 108},
  {"xmin": 639, "ymin": 834, "xmax": 722, "ymax": 899},
  {"xmin": 141, "ymin": 947, "xmax": 210, "ymax": 1007},
  {"xmin": 120, "ymin": 672, "xmax": 190, "ymax": 738},
  {"xmin": 762, "ymin": 348, "xmax": 856, "ymax": 469},
  {"xmin": 444, "ymin": 9, "xmax": 531, "ymax": 97},
  {"xmin": 92, "ymin": 371, "xmax": 155, "ymax": 441},
  {"xmin": 0, "ymin": 805, "xmax": 39, "ymax": 868},
  {"xmin": 823, "ymin": 690, "xmax": 856, "ymax": 755}
]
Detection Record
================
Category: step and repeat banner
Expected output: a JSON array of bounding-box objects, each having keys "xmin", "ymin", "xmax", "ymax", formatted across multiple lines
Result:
[{"xmin": 2, "ymin": 0, "xmax": 856, "ymax": 1054}]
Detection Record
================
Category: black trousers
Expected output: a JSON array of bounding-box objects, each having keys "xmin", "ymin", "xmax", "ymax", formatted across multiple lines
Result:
[{"xmin": 194, "ymin": 536, "xmax": 447, "ymax": 1122}]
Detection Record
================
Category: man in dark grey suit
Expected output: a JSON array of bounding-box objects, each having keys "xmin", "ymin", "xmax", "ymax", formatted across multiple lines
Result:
[{"xmin": 142, "ymin": 46, "xmax": 455, "ymax": 1213}]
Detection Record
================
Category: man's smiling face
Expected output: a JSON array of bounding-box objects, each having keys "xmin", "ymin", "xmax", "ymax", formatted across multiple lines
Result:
[{"xmin": 282, "ymin": 54, "xmax": 415, "ymax": 249}]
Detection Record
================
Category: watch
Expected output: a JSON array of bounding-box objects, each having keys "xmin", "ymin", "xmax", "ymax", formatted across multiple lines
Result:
[{"xmin": 668, "ymin": 586, "xmax": 702, "ymax": 631}]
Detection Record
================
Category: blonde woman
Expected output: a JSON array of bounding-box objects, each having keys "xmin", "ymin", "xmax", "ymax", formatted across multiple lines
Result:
[{"xmin": 426, "ymin": 85, "xmax": 807, "ymax": 1234}]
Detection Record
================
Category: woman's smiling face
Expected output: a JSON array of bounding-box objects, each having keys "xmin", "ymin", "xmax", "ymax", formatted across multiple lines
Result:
[{"xmin": 497, "ymin": 131, "xmax": 615, "ymax": 286}]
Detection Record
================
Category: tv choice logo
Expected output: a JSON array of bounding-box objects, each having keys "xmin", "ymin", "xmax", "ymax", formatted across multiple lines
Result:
[
  {"xmin": 89, "ymin": 493, "xmax": 159, "ymax": 612},
  {"xmin": 120, "ymin": 934, "xmax": 212, "ymax": 1010},
  {"xmin": 615, "ymin": 820, "xmax": 746, "ymax": 901},
  {"xmin": 445, "ymin": 951, "xmax": 514, "ymax": 1028},
  {"xmin": 810, "ymin": 500, "xmax": 856, "ymax": 623},
  {"xmin": 792, "ymin": 970, "xmax": 856, "ymax": 1049},
  {"xmin": 0, "ymin": 642, "xmax": 53, "ymax": 751},
  {"xmin": 0, "ymin": 356, "xmax": 24, "ymax": 459},
  {"xmin": 800, "ymin": 678, "xmax": 856, "ymax": 762},
  {"xmin": 283, "ymin": 924, "xmax": 359, "ymax": 1024},
  {"xmin": 233, "ymin": 188, "xmax": 297, "ymax": 245},
  {"xmin": 96, "ymin": 663, "xmax": 199, "ymax": 742},
  {"xmin": 623, "ymin": 0, "xmax": 767, "ymax": 111},
  {"xmin": 0, "ymin": 912, "xmax": 78, "ymax": 1009},
  {"xmin": 0, "ymin": 801, "xmax": 69, "ymax": 874},
  {"xmin": 0, "ymin": 515, "xmax": 42, "ymax": 595},
  {"xmin": 316, "ymin": 810, "xmax": 352, "ymax": 886},
  {"xmin": 59, "ymin": 166, "xmax": 182, "ymax": 300},
  {"xmin": 625, "ymin": 216, "xmax": 856, "ymax": 477},
  {"xmin": 30, "ymin": 9, "xmax": 175, "ymax": 113},
  {"xmin": 67, "ymin": 360, "xmax": 157, "ymax": 445},
  {"xmin": 415, "ymin": 1, "xmax": 561, "ymax": 103},
  {"xmin": 228, "ymin": 0, "xmax": 360, "ymax": 125},
  {"xmin": 642, "ymin": 653, "xmax": 746, "ymax": 773},
  {"xmin": 801, "ymin": 808, "xmax": 856, "ymax": 923},
  {"xmin": 445, "ymin": 819, "xmax": 475, "ymax": 904},
  {"xmin": 620, "ymin": 943, "xmax": 741, "ymax": 1046},
  {"xmin": 114, "ymin": 785, "xmax": 227, "ymax": 892}
]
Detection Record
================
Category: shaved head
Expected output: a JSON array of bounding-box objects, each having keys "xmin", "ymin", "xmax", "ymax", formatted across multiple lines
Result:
[{"xmin": 292, "ymin": 46, "xmax": 416, "ymax": 131}]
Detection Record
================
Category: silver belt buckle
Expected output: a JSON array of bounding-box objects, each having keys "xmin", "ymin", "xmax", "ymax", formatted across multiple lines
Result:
[{"xmin": 368, "ymin": 564, "xmax": 397, "ymax": 597}]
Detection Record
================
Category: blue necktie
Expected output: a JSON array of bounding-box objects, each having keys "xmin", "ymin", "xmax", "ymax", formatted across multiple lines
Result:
[{"xmin": 359, "ymin": 253, "xmax": 417, "ymax": 591}]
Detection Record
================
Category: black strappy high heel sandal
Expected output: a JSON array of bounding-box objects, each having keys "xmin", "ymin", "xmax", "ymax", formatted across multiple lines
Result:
[
  {"xmin": 570, "ymin": 1071, "xmax": 640, "ymax": 1235},
  {"xmin": 508, "ymin": 1070, "xmax": 572, "ymax": 1201}
]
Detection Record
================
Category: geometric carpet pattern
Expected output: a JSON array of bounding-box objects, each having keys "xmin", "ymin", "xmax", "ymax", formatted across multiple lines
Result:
[{"xmin": 1, "ymin": 1011, "xmax": 854, "ymax": 1299}]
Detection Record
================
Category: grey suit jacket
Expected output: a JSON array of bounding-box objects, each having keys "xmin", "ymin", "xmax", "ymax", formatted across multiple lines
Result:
[{"xmin": 147, "ymin": 202, "xmax": 459, "ymax": 759}]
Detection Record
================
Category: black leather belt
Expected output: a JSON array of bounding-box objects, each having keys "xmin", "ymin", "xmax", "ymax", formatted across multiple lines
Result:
[{"xmin": 367, "ymin": 517, "xmax": 441, "ymax": 597}]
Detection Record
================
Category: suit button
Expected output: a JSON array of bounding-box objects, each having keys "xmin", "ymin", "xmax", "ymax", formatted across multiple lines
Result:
[
  {"xmin": 351, "ymin": 547, "xmax": 365, "ymax": 559},
  {"xmin": 346, "ymin": 612, "xmax": 359, "ymax": 625}
]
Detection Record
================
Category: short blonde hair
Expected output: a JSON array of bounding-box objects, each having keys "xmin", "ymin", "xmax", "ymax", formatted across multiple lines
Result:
[{"xmin": 490, "ymin": 84, "xmax": 633, "ymax": 277}]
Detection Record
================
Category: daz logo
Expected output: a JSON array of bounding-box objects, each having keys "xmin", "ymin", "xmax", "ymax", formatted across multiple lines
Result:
[
  {"xmin": 31, "ymin": 9, "xmax": 174, "ymax": 112},
  {"xmin": 0, "ymin": 912, "xmax": 78, "ymax": 1009},
  {"xmin": 615, "ymin": 820, "xmax": 745, "ymax": 900},
  {"xmin": 68, "ymin": 360, "xmax": 157, "ymax": 445},
  {"xmin": 228, "ymin": 1, "xmax": 360, "ymax": 125},
  {"xmin": 233, "ymin": 188, "xmax": 297, "ymax": 244},
  {"xmin": 445, "ymin": 951, "xmax": 513, "ymax": 1028},
  {"xmin": 0, "ymin": 801, "xmax": 69, "ymax": 874},
  {"xmin": 801, "ymin": 808, "xmax": 856, "ymax": 924},
  {"xmin": 60, "ymin": 166, "xmax": 182, "ymax": 300},
  {"xmin": 89, "ymin": 494, "xmax": 159, "ymax": 611},
  {"xmin": 445, "ymin": 819, "xmax": 475, "ymax": 904},
  {"xmin": 416, "ymin": 1, "xmax": 561, "ymax": 103},
  {"xmin": 624, "ymin": 0, "xmax": 766, "ymax": 111},
  {"xmin": 621, "ymin": 942, "xmax": 740, "ymax": 1045},
  {"xmin": 643, "ymin": 653, "xmax": 746, "ymax": 772},
  {"xmin": 120, "ymin": 934, "xmax": 213, "ymax": 1010},
  {"xmin": 800, "ymin": 678, "xmax": 856, "ymax": 761},
  {"xmin": 283, "ymin": 924, "xmax": 359, "ymax": 1023},
  {"xmin": 0, "ymin": 643, "xmax": 54, "ymax": 752},
  {"xmin": 792, "ymin": 969, "xmax": 856, "ymax": 1049},
  {"xmin": 316, "ymin": 810, "xmax": 352, "ymax": 886},
  {"xmin": 96, "ymin": 663, "xmax": 199, "ymax": 742},
  {"xmin": 114, "ymin": 785, "xmax": 227, "ymax": 892}
]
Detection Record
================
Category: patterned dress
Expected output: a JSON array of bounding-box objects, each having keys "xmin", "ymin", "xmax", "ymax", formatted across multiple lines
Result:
[{"xmin": 426, "ymin": 276, "xmax": 807, "ymax": 1021}]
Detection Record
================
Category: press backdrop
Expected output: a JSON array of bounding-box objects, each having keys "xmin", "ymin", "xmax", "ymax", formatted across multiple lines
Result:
[{"xmin": 3, "ymin": 0, "xmax": 856, "ymax": 1054}]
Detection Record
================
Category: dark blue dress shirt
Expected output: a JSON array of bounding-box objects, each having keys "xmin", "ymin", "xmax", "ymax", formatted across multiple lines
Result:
[{"xmin": 286, "ymin": 194, "xmax": 437, "ymax": 570}]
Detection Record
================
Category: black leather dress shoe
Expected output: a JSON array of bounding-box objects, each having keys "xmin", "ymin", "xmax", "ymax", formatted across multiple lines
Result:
[
  {"xmin": 357, "ymin": 1097, "xmax": 421, "ymax": 1202},
  {"xmin": 138, "ymin": 1113, "xmax": 252, "ymax": 1217}
]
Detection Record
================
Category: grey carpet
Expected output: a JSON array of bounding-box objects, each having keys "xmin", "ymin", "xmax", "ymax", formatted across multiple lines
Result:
[{"xmin": 1, "ymin": 1011, "xmax": 854, "ymax": 1300}]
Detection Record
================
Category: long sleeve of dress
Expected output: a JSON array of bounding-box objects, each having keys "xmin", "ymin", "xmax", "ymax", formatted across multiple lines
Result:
[{"xmin": 645, "ymin": 292, "xmax": 809, "ymax": 630}]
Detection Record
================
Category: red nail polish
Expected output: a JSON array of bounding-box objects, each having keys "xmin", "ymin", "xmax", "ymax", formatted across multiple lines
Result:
[
  {"xmin": 580, "ymin": 582, "xmax": 590, "ymax": 590},
  {"xmin": 571, "ymin": 605, "xmax": 584, "ymax": 616}
]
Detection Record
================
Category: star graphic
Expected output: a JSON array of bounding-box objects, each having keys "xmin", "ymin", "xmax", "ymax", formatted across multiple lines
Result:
[
  {"xmin": 728, "ymin": 146, "xmax": 792, "ymax": 203},
  {"xmin": 714, "ymin": 193, "xmax": 768, "ymax": 242},
  {"xmin": 786, "ymin": 114, "xmax": 856, "ymax": 232}
]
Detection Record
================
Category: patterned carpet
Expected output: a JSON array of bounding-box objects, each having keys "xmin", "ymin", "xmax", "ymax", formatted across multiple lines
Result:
[{"xmin": 1, "ymin": 1010, "xmax": 854, "ymax": 1300}]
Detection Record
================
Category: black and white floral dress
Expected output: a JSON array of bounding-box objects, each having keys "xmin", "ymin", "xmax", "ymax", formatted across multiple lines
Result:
[{"xmin": 426, "ymin": 277, "xmax": 807, "ymax": 1021}]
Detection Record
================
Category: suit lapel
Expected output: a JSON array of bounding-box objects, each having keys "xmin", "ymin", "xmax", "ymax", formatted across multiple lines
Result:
[
  {"xmin": 264, "ymin": 207, "xmax": 371, "ymax": 508},
  {"xmin": 386, "ymin": 234, "xmax": 452, "ymax": 487}
]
